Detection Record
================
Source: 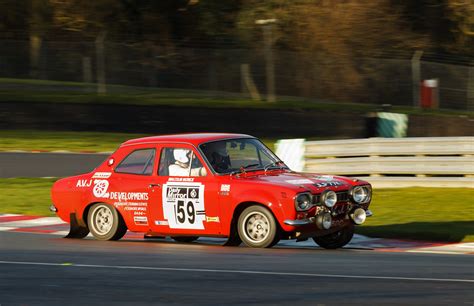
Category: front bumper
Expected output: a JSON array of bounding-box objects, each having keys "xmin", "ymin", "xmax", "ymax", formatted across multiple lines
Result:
[
  {"xmin": 284, "ymin": 209, "xmax": 373, "ymax": 227},
  {"xmin": 283, "ymin": 219, "xmax": 312, "ymax": 226}
]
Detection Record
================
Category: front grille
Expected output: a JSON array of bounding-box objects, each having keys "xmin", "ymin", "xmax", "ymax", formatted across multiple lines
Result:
[
  {"xmin": 336, "ymin": 191, "xmax": 350, "ymax": 202},
  {"xmin": 333, "ymin": 203, "xmax": 352, "ymax": 215},
  {"xmin": 312, "ymin": 190, "xmax": 350, "ymax": 204}
]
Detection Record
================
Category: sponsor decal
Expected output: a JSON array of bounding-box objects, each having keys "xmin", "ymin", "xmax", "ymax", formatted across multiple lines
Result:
[
  {"xmin": 314, "ymin": 181, "xmax": 343, "ymax": 188},
  {"xmin": 219, "ymin": 184, "xmax": 231, "ymax": 196},
  {"xmin": 168, "ymin": 177, "xmax": 195, "ymax": 182},
  {"xmin": 92, "ymin": 172, "xmax": 112, "ymax": 179},
  {"xmin": 220, "ymin": 184, "xmax": 231, "ymax": 192},
  {"xmin": 154, "ymin": 220, "xmax": 169, "ymax": 226},
  {"xmin": 76, "ymin": 179, "xmax": 92, "ymax": 188},
  {"xmin": 114, "ymin": 202, "xmax": 147, "ymax": 212},
  {"xmin": 286, "ymin": 179, "xmax": 313, "ymax": 185},
  {"xmin": 109, "ymin": 192, "xmax": 149, "ymax": 201},
  {"xmin": 205, "ymin": 216, "xmax": 220, "ymax": 223},
  {"xmin": 93, "ymin": 179, "xmax": 110, "ymax": 198},
  {"xmin": 313, "ymin": 175, "xmax": 334, "ymax": 181},
  {"xmin": 89, "ymin": 178, "xmax": 150, "ymax": 215},
  {"xmin": 162, "ymin": 182, "xmax": 205, "ymax": 229},
  {"xmin": 134, "ymin": 216, "xmax": 148, "ymax": 226}
]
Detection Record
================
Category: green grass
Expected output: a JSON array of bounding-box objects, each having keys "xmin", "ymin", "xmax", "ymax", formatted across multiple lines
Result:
[
  {"xmin": 0, "ymin": 130, "xmax": 277, "ymax": 153},
  {"xmin": 0, "ymin": 178, "xmax": 57, "ymax": 216},
  {"xmin": 357, "ymin": 188, "xmax": 474, "ymax": 242},
  {"xmin": 0, "ymin": 179, "xmax": 472, "ymax": 242},
  {"xmin": 1, "ymin": 78, "xmax": 472, "ymax": 117}
]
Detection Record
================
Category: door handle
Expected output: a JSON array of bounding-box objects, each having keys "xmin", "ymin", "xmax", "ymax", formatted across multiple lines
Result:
[{"xmin": 149, "ymin": 183, "xmax": 161, "ymax": 188}]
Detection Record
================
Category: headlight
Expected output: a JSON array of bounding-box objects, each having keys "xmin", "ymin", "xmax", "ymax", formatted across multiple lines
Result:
[
  {"xmin": 320, "ymin": 190, "xmax": 337, "ymax": 208},
  {"xmin": 295, "ymin": 193, "xmax": 313, "ymax": 211},
  {"xmin": 315, "ymin": 212, "xmax": 332, "ymax": 229},
  {"xmin": 350, "ymin": 186, "xmax": 371, "ymax": 204},
  {"xmin": 351, "ymin": 208, "xmax": 367, "ymax": 225}
]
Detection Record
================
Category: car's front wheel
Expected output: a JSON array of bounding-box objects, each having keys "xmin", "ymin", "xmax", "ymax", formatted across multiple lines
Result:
[
  {"xmin": 238, "ymin": 205, "xmax": 279, "ymax": 248},
  {"xmin": 87, "ymin": 203, "xmax": 127, "ymax": 241},
  {"xmin": 312, "ymin": 224, "xmax": 354, "ymax": 249}
]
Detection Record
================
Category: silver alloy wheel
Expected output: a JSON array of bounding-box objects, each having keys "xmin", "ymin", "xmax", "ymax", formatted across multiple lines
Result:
[
  {"xmin": 242, "ymin": 211, "xmax": 270, "ymax": 243},
  {"xmin": 90, "ymin": 204, "xmax": 114, "ymax": 235}
]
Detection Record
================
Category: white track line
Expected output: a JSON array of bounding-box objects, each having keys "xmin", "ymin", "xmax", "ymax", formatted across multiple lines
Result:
[
  {"xmin": 456, "ymin": 243, "xmax": 474, "ymax": 249},
  {"xmin": 0, "ymin": 227, "xmax": 15, "ymax": 232},
  {"xmin": 0, "ymin": 217, "xmax": 65, "ymax": 228},
  {"xmin": 0, "ymin": 260, "xmax": 472, "ymax": 283}
]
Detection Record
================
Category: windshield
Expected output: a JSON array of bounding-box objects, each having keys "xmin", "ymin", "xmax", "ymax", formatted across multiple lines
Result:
[{"xmin": 199, "ymin": 138, "xmax": 286, "ymax": 174}]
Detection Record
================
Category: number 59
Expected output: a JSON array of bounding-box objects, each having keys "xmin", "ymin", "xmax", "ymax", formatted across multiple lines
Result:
[{"xmin": 177, "ymin": 200, "xmax": 195, "ymax": 224}]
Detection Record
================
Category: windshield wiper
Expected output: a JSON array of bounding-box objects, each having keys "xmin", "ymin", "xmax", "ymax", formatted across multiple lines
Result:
[
  {"xmin": 264, "ymin": 160, "xmax": 287, "ymax": 172},
  {"xmin": 230, "ymin": 163, "xmax": 260, "ymax": 176},
  {"xmin": 242, "ymin": 163, "xmax": 260, "ymax": 170}
]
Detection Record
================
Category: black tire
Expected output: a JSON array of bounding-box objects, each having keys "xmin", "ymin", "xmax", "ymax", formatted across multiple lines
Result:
[
  {"xmin": 87, "ymin": 203, "xmax": 127, "ymax": 241},
  {"xmin": 312, "ymin": 224, "xmax": 354, "ymax": 249},
  {"xmin": 171, "ymin": 236, "xmax": 199, "ymax": 243},
  {"xmin": 237, "ymin": 205, "xmax": 279, "ymax": 248}
]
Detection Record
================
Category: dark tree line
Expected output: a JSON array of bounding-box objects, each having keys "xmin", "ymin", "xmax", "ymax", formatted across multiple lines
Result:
[
  {"xmin": 0, "ymin": 0, "xmax": 472, "ymax": 55},
  {"xmin": 0, "ymin": 0, "xmax": 471, "ymax": 106}
]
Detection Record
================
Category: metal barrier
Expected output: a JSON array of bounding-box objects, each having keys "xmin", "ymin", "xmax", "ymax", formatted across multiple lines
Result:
[{"xmin": 276, "ymin": 137, "xmax": 474, "ymax": 188}]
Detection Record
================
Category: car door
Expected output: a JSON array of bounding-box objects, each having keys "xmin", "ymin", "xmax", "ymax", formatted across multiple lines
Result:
[
  {"xmin": 106, "ymin": 145, "xmax": 157, "ymax": 232},
  {"xmin": 147, "ymin": 144, "xmax": 222, "ymax": 236}
]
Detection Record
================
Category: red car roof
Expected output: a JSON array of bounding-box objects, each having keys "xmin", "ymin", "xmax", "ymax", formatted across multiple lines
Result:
[{"xmin": 121, "ymin": 133, "xmax": 254, "ymax": 147}]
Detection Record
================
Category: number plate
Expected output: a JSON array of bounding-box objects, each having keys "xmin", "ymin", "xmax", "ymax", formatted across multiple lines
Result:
[{"xmin": 162, "ymin": 182, "xmax": 206, "ymax": 229}]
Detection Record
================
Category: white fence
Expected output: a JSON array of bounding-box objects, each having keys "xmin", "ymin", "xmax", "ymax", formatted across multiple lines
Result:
[{"xmin": 276, "ymin": 137, "xmax": 474, "ymax": 188}]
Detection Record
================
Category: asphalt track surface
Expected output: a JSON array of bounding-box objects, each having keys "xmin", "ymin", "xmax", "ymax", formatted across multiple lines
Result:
[
  {"xmin": 0, "ymin": 152, "xmax": 107, "ymax": 177},
  {"xmin": 0, "ymin": 231, "xmax": 473, "ymax": 305}
]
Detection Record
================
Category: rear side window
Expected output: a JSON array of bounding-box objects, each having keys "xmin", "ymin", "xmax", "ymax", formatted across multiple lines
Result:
[{"xmin": 115, "ymin": 149, "xmax": 155, "ymax": 175}]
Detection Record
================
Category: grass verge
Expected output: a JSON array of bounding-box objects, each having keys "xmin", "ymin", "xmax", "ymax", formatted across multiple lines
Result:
[
  {"xmin": 357, "ymin": 187, "xmax": 474, "ymax": 242},
  {"xmin": 0, "ymin": 178, "xmax": 472, "ymax": 242},
  {"xmin": 0, "ymin": 178, "xmax": 57, "ymax": 216}
]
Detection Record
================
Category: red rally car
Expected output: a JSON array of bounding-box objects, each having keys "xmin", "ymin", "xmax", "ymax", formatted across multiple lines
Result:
[{"xmin": 51, "ymin": 133, "xmax": 372, "ymax": 249}]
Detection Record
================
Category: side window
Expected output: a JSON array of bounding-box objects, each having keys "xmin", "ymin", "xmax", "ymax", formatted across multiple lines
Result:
[
  {"xmin": 158, "ymin": 147, "xmax": 207, "ymax": 177},
  {"xmin": 115, "ymin": 148, "xmax": 155, "ymax": 175}
]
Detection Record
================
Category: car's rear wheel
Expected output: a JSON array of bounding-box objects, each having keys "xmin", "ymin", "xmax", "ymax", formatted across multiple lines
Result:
[
  {"xmin": 238, "ymin": 205, "xmax": 279, "ymax": 248},
  {"xmin": 171, "ymin": 236, "xmax": 199, "ymax": 243},
  {"xmin": 312, "ymin": 224, "xmax": 354, "ymax": 249},
  {"xmin": 87, "ymin": 203, "xmax": 127, "ymax": 241}
]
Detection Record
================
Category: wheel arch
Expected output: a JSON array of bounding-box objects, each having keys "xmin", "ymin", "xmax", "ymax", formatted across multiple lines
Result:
[{"xmin": 229, "ymin": 201, "xmax": 283, "ymax": 239}]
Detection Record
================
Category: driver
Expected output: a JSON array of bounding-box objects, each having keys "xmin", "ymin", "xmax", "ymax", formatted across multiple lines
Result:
[
  {"xmin": 169, "ymin": 148, "xmax": 206, "ymax": 177},
  {"xmin": 203, "ymin": 141, "xmax": 231, "ymax": 173}
]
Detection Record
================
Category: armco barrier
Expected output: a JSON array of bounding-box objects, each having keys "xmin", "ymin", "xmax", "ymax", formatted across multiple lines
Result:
[{"xmin": 276, "ymin": 137, "xmax": 474, "ymax": 188}]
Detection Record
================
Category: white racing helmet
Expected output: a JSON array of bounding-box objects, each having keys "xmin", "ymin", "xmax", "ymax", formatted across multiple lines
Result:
[{"xmin": 173, "ymin": 148, "xmax": 190, "ymax": 164}]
